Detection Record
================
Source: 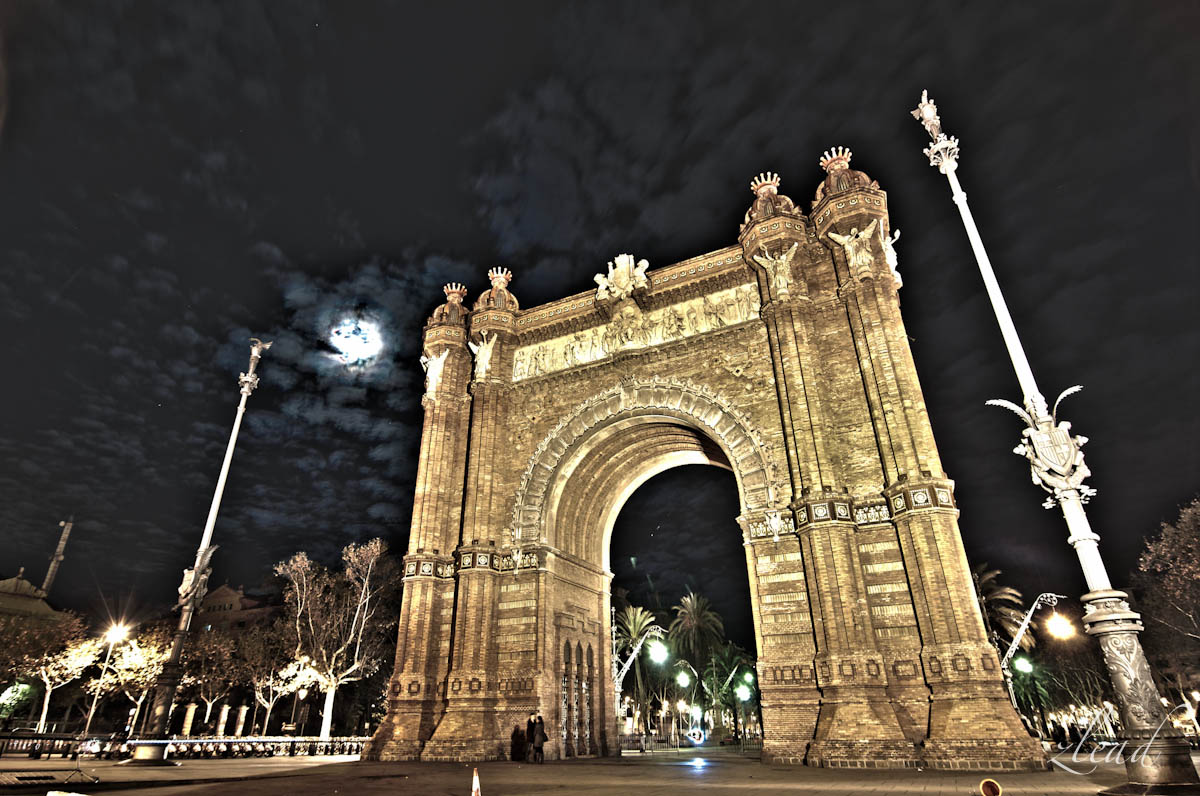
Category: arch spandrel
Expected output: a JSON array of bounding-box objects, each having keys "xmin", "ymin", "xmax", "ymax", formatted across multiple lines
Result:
[{"xmin": 510, "ymin": 378, "xmax": 782, "ymax": 559}]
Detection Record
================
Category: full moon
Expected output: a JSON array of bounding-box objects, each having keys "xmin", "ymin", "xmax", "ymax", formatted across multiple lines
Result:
[{"xmin": 330, "ymin": 317, "xmax": 384, "ymax": 364}]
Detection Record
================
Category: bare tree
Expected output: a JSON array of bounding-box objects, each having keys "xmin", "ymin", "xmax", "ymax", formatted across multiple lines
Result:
[
  {"xmin": 275, "ymin": 538, "xmax": 398, "ymax": 740},
  {"xmin": 1136, "ymin": 497, "xmax": 1200, "ymax": 643},
  {"xmin": 234, "ymin": 620, "xmax": 316, "ymax": 734}
]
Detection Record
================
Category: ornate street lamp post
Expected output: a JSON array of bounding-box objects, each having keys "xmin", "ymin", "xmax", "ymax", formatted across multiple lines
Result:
[
  {"xmin": 131, "ymin": 339, "xmax": 271, "ymax": 763},
  {"xmin": 997, "ymin": 593, "xmax": 1065, "ymax": 717},
  {"xmin": 610, "ymin": 609, "xmax": 666, "ymax": 751},
  {"xmin": 912, "ymin": 91, "xmax": 1199, "ymax": 793}
]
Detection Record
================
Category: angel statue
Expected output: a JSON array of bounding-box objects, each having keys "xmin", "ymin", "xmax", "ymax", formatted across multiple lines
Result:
[
  {"xmin": 594, "ymin": 253, "xmax": 650, "ymax": 302},
  {"xmin": 752, "ymin": 242, "xmax": 799, "ymax": 295},
  {"xmin": 420, "ymin": 348, "xmax": 449, "ymax": 396},
  {"xmin": 469, "ymin": 331, "xmax": 498, "ymax": 380},
  {"xmin": 829, "ymin": 219, "xmax": 879, "ymax": 276},
  {"xmin": 881, "ymin": 228, "xmax": 902, "ymax": 287},
  {"xmin": 593, "ymin": 273, "xmax": 610, "ymax": 301}
]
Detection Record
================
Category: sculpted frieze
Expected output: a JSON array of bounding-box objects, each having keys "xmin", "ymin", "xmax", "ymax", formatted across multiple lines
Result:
[{"xmin": 512, "ymin": 283, "xmax": 760, "ymax": 382}]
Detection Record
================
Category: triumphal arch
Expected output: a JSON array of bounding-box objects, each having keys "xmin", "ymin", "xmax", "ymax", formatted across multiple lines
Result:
[{"xmin": 366, "ymin": 149, "xmax": 1045, "ymax": 770}]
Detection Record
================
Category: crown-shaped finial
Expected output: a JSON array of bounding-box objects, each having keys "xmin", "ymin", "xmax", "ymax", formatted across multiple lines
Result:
[
  {"xmin": 488, "ymin": 267, "xmax": 513, "ymax": 288},
  {"xmin": 443, "ymin": 282, "xmax": 468, "ymax": 301},
  {"xmin": 750, "ymin": 172, "xmax": 781, "ymax": 196},
  {"xmin": 819, "ymin": 147, "xmax": 853, "ymax": 173}
]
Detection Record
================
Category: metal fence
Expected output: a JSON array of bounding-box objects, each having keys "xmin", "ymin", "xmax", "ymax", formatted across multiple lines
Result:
[
  {"xmin": 617, "ymin": 734, "xmax": 681, "ymax": 754},
  {"xmin": 0, "ymin": 733, "xmax": 368, "ymax": 760}
]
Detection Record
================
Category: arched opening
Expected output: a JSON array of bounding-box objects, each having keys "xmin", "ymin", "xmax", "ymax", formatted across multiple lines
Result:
[
  {"xmin": 610, "ymin": 464, "xmax": 759, "ymax": 751},
  {"xmin": 508, "ymin": 380, "xmax": 781, "ymax": 761}
]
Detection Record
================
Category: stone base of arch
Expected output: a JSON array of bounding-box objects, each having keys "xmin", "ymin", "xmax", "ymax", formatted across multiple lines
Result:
[{"xmin": 807, "ymin": 688, "xmax": 922, "ymax": 768}]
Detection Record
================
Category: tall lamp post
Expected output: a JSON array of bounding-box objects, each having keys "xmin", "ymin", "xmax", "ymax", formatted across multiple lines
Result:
[
  {"xmin": 83, "ymin": 623, "xmax": 129, "ymax": 736},
  {"xmin": 131, "ymin": 339, "xmax": 272, "ymax": 763},
  {"xmin": 912, "ymin": 91, "xmax": 1200, "ymax": 793}
]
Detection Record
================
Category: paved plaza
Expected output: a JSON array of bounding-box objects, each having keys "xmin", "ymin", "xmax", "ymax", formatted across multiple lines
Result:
[{"xmin": 3, "ymin": 747, "xmax": 1186, "ymax": 795}]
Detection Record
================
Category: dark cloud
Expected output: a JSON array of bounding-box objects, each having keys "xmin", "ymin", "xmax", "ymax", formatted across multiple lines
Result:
[{"xmin": 0, "ymin": 0, "xmax": 1196, "ymax": 628}]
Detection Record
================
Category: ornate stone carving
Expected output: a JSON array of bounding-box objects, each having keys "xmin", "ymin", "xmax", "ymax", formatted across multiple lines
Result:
[
  {"xmin": 752, "ymin": 243, "xmax": 799, "ymax": 296},
  {"xmin": 510, "ymin": 378, "xmax": 778, "ymax": 543},
  {"xmin": 594, "ymin": 254, "xmax": 649, "ymax": 302},
  {"xmin": 741, "ymin": 172, "xmax": 800, "ymax": 235},
  {"xmin": 512, "ymin": 284, "xmax": 760, "ymax": 382},
  {"xmin": 881, "ymin": 227, "xmax": 902, "ymax": 288},
  {"xmin": 420, "ymin": 348, "xmax": 449, "ymax": 397},
  {"xmin": 469, "ymin": 331, "xmax": 497, "ymax": 381},
  {"xmin": 987, "ymin": 386, "xmax": 1097, "ymax": 509},
  {"xmin": 829, "ymin": 219, "xmax": 880, "ymax": 278},
  {"xmin": 854, "ymin": 503, "xmax": 891, "ymax": 524}
]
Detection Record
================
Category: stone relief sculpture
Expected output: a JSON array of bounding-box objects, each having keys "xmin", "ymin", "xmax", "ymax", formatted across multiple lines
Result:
[
  {"xmin": 469, "ymin": 331, "xmax": 497, "ymax": 380},
  {"xmin": 829, "ymin": 219, "xmax": 880, "ymax": 277},
  {"xmin": 881, "ymin": 227, "xmax": 902, "ymax": 288},
  {"xmin": 420, "ymin": 348, "xmax": 449, "ymax": 396},
  {"xmin": 512, "ymin": 284, "xmax": 761, "ymax": 382},
  {"xmin": 594, "ymin": 253, "xmax": 650, "ymax": 302},
  {"xmin": 753, "ymin": 242, "xmax": 800, "ymax": 295}
]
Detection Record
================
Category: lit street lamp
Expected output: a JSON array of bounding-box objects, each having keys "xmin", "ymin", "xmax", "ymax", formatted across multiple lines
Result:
[
  {"xmin": 610, "ymin": 613, "xmax": 667, "ymax": 751},
  {"xmin": 132, "ymin": 339, "xmax": 271, "ymax": 763},
  {"xmin": 913, "ymin": 91, "xmax": 1200, "ymax": 791},
  {"xmin": 998, "ymin": 592, "xmax": 1065, "ymax": 713},
  {"xmin": 83, "ymin": 623, "xmax": 130, "ymax": 736}
]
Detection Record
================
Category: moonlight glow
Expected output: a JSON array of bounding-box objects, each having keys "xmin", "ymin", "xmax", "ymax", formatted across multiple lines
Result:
[{"xmin": 330, "ymin": 318, "xmax": 384, "ymax": 364}]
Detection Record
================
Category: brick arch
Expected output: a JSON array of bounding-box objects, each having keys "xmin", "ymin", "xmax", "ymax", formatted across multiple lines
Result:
[{"xmin": 510, "ymin": 378, "xmax": 778, "ymax": 564}]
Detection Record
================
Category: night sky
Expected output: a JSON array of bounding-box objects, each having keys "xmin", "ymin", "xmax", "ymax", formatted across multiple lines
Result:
[{"xmin": 0, "ymin": 2, "xmax": 1196, "ymax": 652}]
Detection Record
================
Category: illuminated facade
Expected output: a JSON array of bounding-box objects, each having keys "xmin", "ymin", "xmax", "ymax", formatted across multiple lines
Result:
[{"xmin": 365, "ymin": 153, "xmax": 1044, "ymax": 770}]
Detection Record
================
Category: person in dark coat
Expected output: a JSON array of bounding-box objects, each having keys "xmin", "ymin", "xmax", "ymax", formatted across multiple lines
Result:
[
  {"xmin": 532, "ymin": 716, "xmax": 547, "ymax": 763},
  {"xmin": 525, "ymin": 713, "xmax": 537, "ymax": 762},
  {"xmin": 510, "ymin": 724, "xmax": 524, "ymax": 761}
]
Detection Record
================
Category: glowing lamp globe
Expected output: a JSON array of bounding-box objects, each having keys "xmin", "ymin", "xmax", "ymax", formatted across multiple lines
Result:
[
  {"xmin": 647, "ymin": 640, "xmax": 669, "ymax": 665},
  {"xmin": 676, "ymin": 699, "xmax": 688, "ymax": 713},
  {"xmin": 1013, "ymin": 657, "xmax": 1034, "ymax": 674},
  {"xmin": 676, "ymin": 671, "xmax": 691, "ymax": 688},
  {"xmin": 104, "ymin": 624, "xmax": 130, "ymax": 644},
  {"xmin": 743, "ymin": 671, "xmax": 755, "ymax": 684},
  {"xmin": 1045, "ymin": 612, "xmax": 1076, "ymax": 640},
  {"xmin": 735, "ymin": 684, "xmax": 752, "ymax": 702}
]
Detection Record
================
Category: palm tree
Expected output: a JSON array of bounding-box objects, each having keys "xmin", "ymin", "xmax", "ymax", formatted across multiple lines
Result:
[
  {"xmin": 701, "ymin": 641, "xmax": 751, "ymax": 739},
  {"xmin": 668, "ymin": 590, "xmax": 725, "ymax": 666},
  {"xmin": 972, "ymin": 562, "xmax": 1034, "ymax": 653},
  {"xmin": 614, "ymin": 605, "xmax": 661, "ymax": 734}
]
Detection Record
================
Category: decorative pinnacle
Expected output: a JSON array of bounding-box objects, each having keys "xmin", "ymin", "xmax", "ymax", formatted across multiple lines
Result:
[
  {"xmin": 443, "ymin": 282, "xmax": 468, "ymax": 302},
  {"xmin": 819, "ymin": 147, "xmax": 852, "ymax": 173},
  {"xmin": 911, "ymin": 90, "xmax": 960, "ymax": 173},
  {"xmin": 239, "ymin": 338, "xmax": 272, "ymax": 396},
  {"xmin": 488, "ymin": 267, "xmax": 513, "ymax": 288},
  {"xmin": 911, "ymin": 90, "xmax": 942, "ymax": 139},
  {"xmin": 750, "ymin": 172, "xmax": 780, "ymax": 196}
]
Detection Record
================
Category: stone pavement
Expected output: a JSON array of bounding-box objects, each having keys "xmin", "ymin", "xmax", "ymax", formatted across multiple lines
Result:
[{"xmin": 4, "ymin": 746, "xmax": 1181, "ymax": 795}]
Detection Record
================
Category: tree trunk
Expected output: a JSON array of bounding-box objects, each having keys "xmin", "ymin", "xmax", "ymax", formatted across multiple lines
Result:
[
  {"xmin": 319, "ymin": 685, "xmax": 337, "ymax": 741},
  {"xmin": 262, "ymin": 701, "xmax": 274, "ymax": 735},
  {"xmin": 37, "ymin": 685, "xmax": 53, "ymax": 733},
  {"xmin": 129, "ymin": 694, "xmax": 146, "ymax": 735},
  {"xmin": 204, "ymin": 700, "xmax": 215, "ymax": 725}
]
